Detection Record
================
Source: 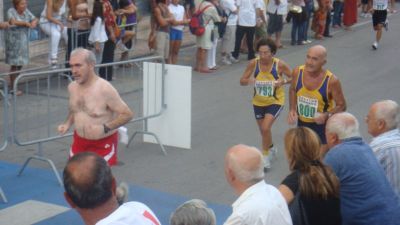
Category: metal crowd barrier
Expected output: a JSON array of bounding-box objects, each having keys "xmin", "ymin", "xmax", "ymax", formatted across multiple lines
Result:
[
  {"xmin": 0, "ymin": 78, "xmax": 8, "ymax": 203},
  {"xmin": 11, "ymin": 56, "xmax": 166, "ymax": 186}
]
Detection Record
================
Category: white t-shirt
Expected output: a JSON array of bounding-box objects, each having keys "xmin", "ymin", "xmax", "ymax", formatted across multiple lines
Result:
[
  {"xmin": 96, "ymin": 202, "xmax": 161, "ymax": 225},
  {"xmin": 168, "ymin": 3, "xmax": 185, "ymax": 31},
  {"xmin": 266, "ymin": 0, "xmax": 288, "ymax": 15},
  {"xmin": 40, "ymin": 0, "xmax": 66, "ymax": 22},
  {"xmin": 221, "ymin": 0, "xmax": 238, "ymax": 26},
  {"xmin": 223, "ymin": 180, "xmax": 293, "ymax": 225},
  {"xmin": 237, "ymin": 0, "xmax": 264, "ymax": 27},
  {"xmin": 373, "ymin": 0, "xmax": 389, "ymax": 10},
  {"xmin": 89, "ymin": 17, "xmax": 108, "ymax": 43}
]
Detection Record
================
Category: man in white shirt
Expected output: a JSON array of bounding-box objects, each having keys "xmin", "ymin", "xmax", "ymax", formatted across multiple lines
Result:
[
  {"xmin": 366, "ymin": 100, "xmax": 400, "ymax": 197},
  {"xmin": 231, "ymin": 0, "xmax": 266, "ymax": 61},
  {"xmin": 223, "ymin": 144, "xmax": 292, "ymax": 225},
  {"xmin": 220, "ymin": 0, "xmax": 238, "ymax": 64},
  {"xmin": 266, "ymin": 0, "xmax": 288, "ymax": 48},
  {"xmin": 63, "ymin": 152, "xmax": 161, "ymax": 225}
]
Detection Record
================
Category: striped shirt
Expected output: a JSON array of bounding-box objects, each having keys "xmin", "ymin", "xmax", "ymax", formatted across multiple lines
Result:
[{"xmin": 370, "ymin": 129, "xmax": 400, "ymax": 197}]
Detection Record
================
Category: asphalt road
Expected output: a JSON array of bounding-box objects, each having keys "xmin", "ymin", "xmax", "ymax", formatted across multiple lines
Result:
[{"xmin": 1, "ymin": 11, "xmax": 400, "ymax": 209}]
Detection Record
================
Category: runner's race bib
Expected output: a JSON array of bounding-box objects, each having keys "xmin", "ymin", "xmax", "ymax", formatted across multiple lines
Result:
[
  {"xmin": 297, "ymin": 96, "xmax": 318, "ymax": 118},
  {"xmin": 255, "ymin": 81, "xmax": 275, "ymax": 97}
]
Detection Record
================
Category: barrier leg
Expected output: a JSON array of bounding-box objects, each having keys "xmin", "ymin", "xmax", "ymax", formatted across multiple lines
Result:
[
  {"xmin": 127, "ymin": 131, "xmax": 167, "ymax": 155},
  {"xmin": 0, "ymin": 186, "xmax": 7, "ymax": 203},
  {"xmin": 17, "ymin": 143, "xmax": 63, "ymax": 186}
]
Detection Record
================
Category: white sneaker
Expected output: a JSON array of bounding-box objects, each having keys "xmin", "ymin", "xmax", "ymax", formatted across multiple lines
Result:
[
  {"xmin": 221, "ymin": 56, "xmax": 232, "ymax": 65},
  {"xmin": 269, "ymin": 146, "xmax": 278, "ymax": 161},
  {"xmin": 229, "ymin": 54, "xmax": 239, "ymax": 63},
  {"xmin": 264, "ymin": 155, "xmax": 271, "ymax": 169},
  {"xmin": 116, "ymin": 40, "xmax": 129, "ymax": 52},
  {"xmin": 116, "ymin": 182, "xmax": 129, "ymax": 205},
  {"xmin": 372, "ymin": 41, "xmax": 378, "ymax": 50},
  {"xmin": 384, "ymin": 20, "xmax": 389, "ymax": 31}
]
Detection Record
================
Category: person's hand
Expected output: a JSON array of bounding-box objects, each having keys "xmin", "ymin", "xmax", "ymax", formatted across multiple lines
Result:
[
  {"xmin": 58, "ymin": 22, "xmax": 64, "ymax": 32},
  {"xmin": 369, "ymin": 8, "xmax": 374, "ymax": 14},
  {"xmin": 57, "ymin": 123, "xmax": 70, "ymax": 135},
  {"xmin": 314, "ymin": 112, "xmax": 329, "ymax": 125},
  {"xmin": 287, "ymin": 110, "xmax": 298, "ymax": 125},
  {"xmin": 274, "ymin": 78, "xmax": 285, "ymax": 88},
  {"xmin": 30, "ymin": 20, "xmax": 38, "ymax": 28},
  {"xmin": 0, "ymin": 21, "xmax": 9, "ymax": 29}
]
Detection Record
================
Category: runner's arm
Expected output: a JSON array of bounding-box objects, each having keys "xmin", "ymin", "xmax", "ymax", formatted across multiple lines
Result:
[
  {"xmin": 287, "ymin": 67, "xmax": 299, "ymax": 125},
  {"xmin": 329, "ymin": 75, "xmax": 347, "ymax": 114},
  {"xmin": 239, "ymin": 60, "xmax": 257, "ymax": 86},
  {"xmin": 103, "ymin": 86, "xmax": 134, "ymax": 132},
  {"xmin": 276, "ymin": 60, "xmax": 292, "ymax": 88}
]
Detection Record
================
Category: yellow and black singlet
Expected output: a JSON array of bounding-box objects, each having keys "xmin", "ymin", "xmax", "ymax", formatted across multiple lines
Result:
[
  {"xmin": 295, "ymin": 65, "xmax": 334, "ymax": 123},
  {"xmin": 252, "ymin": 57, "xmax": 284, "ymax": 106}
]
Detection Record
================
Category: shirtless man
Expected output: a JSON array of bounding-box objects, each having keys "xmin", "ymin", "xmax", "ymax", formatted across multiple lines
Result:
[
  {"xmin": 287, "ymin": 45, "xmax": 346, "ymax": 156},
  {"xmin": 58, "ymin": 48, "xmax": 134, "ymax": 166}
]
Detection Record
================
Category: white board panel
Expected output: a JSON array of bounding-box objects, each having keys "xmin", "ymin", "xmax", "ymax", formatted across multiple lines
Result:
[{"xmin": 143, "ymin": 63, "xmax": 191, "ymax": 149}]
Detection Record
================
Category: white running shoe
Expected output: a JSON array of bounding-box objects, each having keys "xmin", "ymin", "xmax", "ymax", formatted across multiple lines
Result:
[
  {"xmin": 116, "ymin": 40, "xmax": 129, "ymax": 52},
  {"xmin": 372, "ymin": 41, "xmax": 378, "ymax": 50},
  {"xmin": 116, "ymin": 182, "xmax": 129, "ymax": 205},
  {"xmin": 221, "ymin": 56, "xmax": 232, "ymax": 65},
  {"xmin": 229, "ymin": 54, "xmax": 239, "ymax": 63},
  {"xmin": 264, "ymin": 155, "xmax": 271, "ymax": 169}
]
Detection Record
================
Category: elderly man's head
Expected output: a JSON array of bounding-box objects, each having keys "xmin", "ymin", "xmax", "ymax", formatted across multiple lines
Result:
[
  {"xmin": 366, "ymin": 100, "xmax": 399, "ymax": 137},
  {"xmin": 326, "ymin": 112, "xmax": 360, "ymax": 149},
  {"xmin": 224, "ymin": 144, "xmax": 264, "ymax": 194},
  {"xmin": 170, "ymin": 199, "xmax": 216, "ymax": 225}
]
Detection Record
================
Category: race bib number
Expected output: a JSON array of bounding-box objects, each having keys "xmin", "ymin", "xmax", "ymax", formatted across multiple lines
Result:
[
  {"xmin": 255, "ymin": 81, "xmax": 275, "ymax": 97},
  {"xmin": 297, "ymin": 96, "xmax": 318, "ymax": 119},
  {"xmin": 376, "ymin": 3, "xmax": 385, "ymax": 10}
]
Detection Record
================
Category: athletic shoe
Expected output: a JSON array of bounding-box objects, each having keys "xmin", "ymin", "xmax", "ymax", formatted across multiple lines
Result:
[
  {"xmin": 269, "ymin": 146, "xmax": 278, "ymax": 161},
  {"xmin": 229, "ymin": 54, "xmax": 239, "ymax": 63},
  {"xmin": 304, "ymin": 40, "xmax": 312, "ymax": 44},
  {"xmin": 221, "ymin": 56, "xmax": 232, "ymax": 65},
  {"xmin": 116, "ymin": 40, "xmax": 129, "ymax": 52},
  {"xmin": 264, "ymin": 155, "xmax": 271, "ymax": 169},
  {"xmin": 116, "ymin": 182, "xmax": 129, "ymax": 205},
  {"xmin": 384, "ymin": 20, "xmax": 389, "ymax": 31},
  {"xmin": 372, "ymin": 41, "xmax": 378, "ymax": 50}
]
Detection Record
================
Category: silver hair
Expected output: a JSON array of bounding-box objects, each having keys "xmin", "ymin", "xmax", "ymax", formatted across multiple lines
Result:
[
  {"xmin": 229, "ymin": 145, "xmax": 264, "ymax": 184},
  {"xmin": 170, "ymin": 199, "xmax": 216, "ymax": 225},
  {"xmin": 374, "ymin": 100, "xmax": 399, "ymax": 130},
  {"xmin": 70, "ymin": 47, "xmax": 97, "ymax": 65},
  {"xmin": 326, "ymin": 112, "xmax": 360, "ymax": 140}
]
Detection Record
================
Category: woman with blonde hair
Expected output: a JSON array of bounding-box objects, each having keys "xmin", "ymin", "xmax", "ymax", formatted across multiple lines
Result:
[{"xmin": 279, "ymin": 127, "xmax": 341, "ymax": 225}]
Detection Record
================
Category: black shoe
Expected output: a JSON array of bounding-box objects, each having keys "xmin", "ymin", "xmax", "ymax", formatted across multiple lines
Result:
[{"xmin": 323, "ymin": 34, "xmax": 333, "ymax": 38}]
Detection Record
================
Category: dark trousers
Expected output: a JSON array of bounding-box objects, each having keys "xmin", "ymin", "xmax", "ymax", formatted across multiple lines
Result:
[
  {"xmin": 303, "ymin": 1, "xmax": 314, "ymax": 41},
  {"xmin": 323, "ymin": 11, "xmax": 332, "ymax": 36},
  {"xmin": 291, "ymin": 14, "xmax": 305, "ymax": 44},
  {"xmin": 65, "ymin": 28, "xmax": 89, "ymax": 66},
  {"xmin": 99, "ymin": 39, "xmax": 116, "ymax": 81},
  {"xmin": 232, "ymin": 25, "xmax": 256, "ymax": 60},
  {"xmin": 332, "ymin": 1, "xmax": 344, "ymax": 26}
]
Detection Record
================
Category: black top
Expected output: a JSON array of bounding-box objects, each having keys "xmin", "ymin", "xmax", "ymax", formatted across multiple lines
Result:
[{"xmin": 281, "ymin": 171, "xmax": 342, "ymax": 225}]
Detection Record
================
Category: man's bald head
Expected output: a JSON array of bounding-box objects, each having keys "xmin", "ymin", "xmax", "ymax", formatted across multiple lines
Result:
[
  {"xmin": 63, "ymin": 152, "xmax": 114, "ymax": 209},
  {"xmin": 225, "ymin": 144, "xmax": 264, "ymax": 185},
  {"xmin": 309, "ymin": 45, "xmax": 327, "ymax": 60}
]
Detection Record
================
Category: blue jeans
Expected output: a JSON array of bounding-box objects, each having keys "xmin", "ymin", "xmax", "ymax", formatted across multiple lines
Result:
[
  {"xmin": 291, "ymin": 16, "xmax": 304, "ymax": 44},
  {"xmin": 333, "ymin": 1, "xmax": 344, "ymax": 26},
  {"xmin": 303, "ymin": 1, "xmax": 314, "ymax": 41}
]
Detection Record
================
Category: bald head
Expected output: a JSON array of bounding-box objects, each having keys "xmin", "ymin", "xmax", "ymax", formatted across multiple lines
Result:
[
  {"xmin": 63, "ymin": 152, "xmax": 113, "ymax": 209},
  {"xmin": 225, "ymin": 144, "xmax": 264, "ymax": 185},
  {"xmin": 309, "ymin": 45, "xmax": 327, "ymax": 60},
  {"xmin": 326, "ymin": 112, "xmax": 360, "ymax": 140}
]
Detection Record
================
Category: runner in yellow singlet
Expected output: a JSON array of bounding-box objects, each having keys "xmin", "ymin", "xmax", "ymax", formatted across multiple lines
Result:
[
  {"xmin": 240, "ymin": 38, "xmax": 292, "ymax": 169},
  {"xmin": 288, "ymin": 45, "xmax": 346, "ymax": 156}
]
